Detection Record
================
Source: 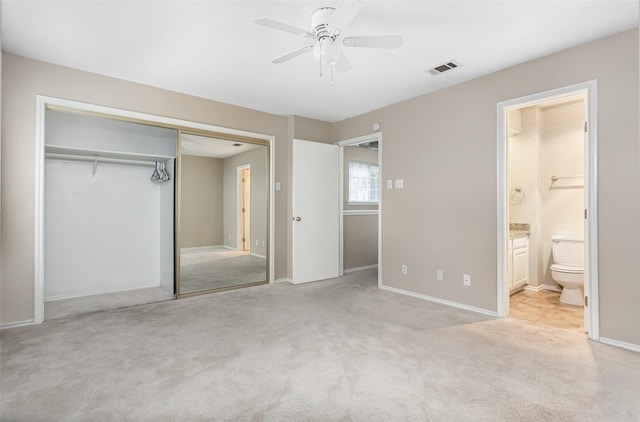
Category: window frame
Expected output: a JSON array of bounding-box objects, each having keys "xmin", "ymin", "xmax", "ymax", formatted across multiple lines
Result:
[{"xmin": 347, "ymin": 159, "xmax": 380, "ymax": 205}]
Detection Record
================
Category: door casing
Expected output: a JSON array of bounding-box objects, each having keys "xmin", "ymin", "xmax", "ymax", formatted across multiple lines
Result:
[{"xmin": 496, "ymin": 80, "xmax": 599, "ymax": 340}]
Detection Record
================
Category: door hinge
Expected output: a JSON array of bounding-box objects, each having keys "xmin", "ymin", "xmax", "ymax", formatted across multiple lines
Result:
[
  {"xmin": 585, "ymin": 296, "xmax": 588, "ymax": 307},
  {"xmin": 584, "ymin": 121, "xmax": 588, "ymax": 133},
  {"xmin": 584, "ymin": 209, "xmax": 587, "ymax": 219}
]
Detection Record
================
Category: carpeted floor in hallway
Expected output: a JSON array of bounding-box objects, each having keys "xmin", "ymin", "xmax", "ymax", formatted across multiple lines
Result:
[{"xmin": 1, "ymin": 268, "xmax": 639, "ymax": 421}]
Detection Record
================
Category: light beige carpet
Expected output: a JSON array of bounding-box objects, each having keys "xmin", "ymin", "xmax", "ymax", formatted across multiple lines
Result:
[
  {"xmin": 1, "ymin": 269, "xmax": 639, "ymax": 421},
  {"xmin": 179, "ymin": 247, "xmax": 266, "ymax": 294}
]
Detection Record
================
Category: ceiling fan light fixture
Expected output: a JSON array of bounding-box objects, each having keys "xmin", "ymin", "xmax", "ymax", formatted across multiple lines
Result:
[{"xmin": 313, "ymin": 37, "xmax": 340, "ymax": 65}]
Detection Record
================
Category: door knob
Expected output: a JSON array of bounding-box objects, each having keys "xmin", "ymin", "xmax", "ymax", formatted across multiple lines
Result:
[{"xmin": 292, "ymin": 216, "xmax": 302, "ymax": 222}]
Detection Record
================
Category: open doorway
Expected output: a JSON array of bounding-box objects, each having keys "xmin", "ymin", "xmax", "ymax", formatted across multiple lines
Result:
[
  {"xmin": 497, "ymin": 81, "xmax": 598, "ymax": 339},
  {"xmin": 237, "ymin": 165, "xmax": 251, "ymax": 252},
  {"xmin": 337, "ymin": 133, "xmax": 382, "ymax": 286}
]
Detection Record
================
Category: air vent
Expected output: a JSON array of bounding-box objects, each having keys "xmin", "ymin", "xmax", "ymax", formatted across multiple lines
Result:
[{"xmin": 427, "ymin": 60, "xmax": 462, "ymax": 76}]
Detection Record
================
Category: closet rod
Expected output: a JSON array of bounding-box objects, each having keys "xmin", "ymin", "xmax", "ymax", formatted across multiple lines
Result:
[{"xmin": 45, "ymin": 153, "xmax": 157, "ymax": 167}]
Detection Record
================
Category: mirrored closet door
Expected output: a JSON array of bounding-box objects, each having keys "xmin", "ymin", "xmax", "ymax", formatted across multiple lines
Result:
[{"xmin": 177, "ymin": 132, "xmax": 269, "ymax": 296}]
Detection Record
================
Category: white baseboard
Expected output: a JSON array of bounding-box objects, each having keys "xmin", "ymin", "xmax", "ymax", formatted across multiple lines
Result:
[
  {"xmin": 379, "ymin": 284, "xmax": 499, "ymax": 318},
  {"xmin": 543, "ymin": 284, "xmax": 562, "ymax": 292},
  {"xmin": 274, "ymin": 278, "xmax": 291, "ymax": 283},
  {"xmin": 599, "ymin": 337, "xmax": 640, "ymax": 353},
  {"xmin": 181, "ymin": 245, "xmax": 225, "ymax": 251},
  {"xmin": 0, "ymin": 319, "xmax": 35, "ymax": 330},
  {"xmin": 250, "ymin": 253, "xmax": 267, "ymax": 259},
  {"xmin": 45, "ymin": 283, "xmax": 163, "ymax": 302},
  {"xmin": 524, "ymin": 284, "xmax": 545, "ymax": 292},
  {"xmin": 344, "ymin": 264, "xmax": 378, "ymax": 274}
]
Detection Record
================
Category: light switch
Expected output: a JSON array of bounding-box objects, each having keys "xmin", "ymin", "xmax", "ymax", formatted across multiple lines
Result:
[
  {"xmin": 395, "ymin": 179, "xmax": 404, "ymax": 189},
  {"xmin": 276, "ymin": 182, "xmax": 281, "ymax": 191},
  {"xmin": 386, "ymin": 179, "xmax": 393, "ymax": 189}
]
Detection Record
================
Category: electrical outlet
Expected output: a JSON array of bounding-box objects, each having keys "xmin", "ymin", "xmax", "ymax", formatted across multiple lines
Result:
[
  {"xmin": 437, "ymin": 269, "xmax": 444, "ymax": 281},
  {"xmin": 463, "ymin": 274, "xmax": 471, "ymax": 286},
  {"xmin": 256, "ymin": 240, "xmax": 259, "ymax": 246},
  {"xmin": 401, "ymin": 264, "xmax": 408, "ymax": 275},
  {"xmin": 395, "ymin": 179, "xmax": 404, "ymax": 189},
  {"xmin": 262, "ymin": 241, "xmax": 265, "ymax": 247}
]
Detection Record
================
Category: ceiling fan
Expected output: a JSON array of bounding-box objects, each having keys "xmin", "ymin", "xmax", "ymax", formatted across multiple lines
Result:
[{"xmin": 255, "ymin": 1, "xmax": 402, "ymax": 83}]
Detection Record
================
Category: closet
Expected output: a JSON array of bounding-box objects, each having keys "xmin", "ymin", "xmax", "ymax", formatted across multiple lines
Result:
[{"xmin": 44, "ymin": 109, "xmax": 176, "ymax": 319}]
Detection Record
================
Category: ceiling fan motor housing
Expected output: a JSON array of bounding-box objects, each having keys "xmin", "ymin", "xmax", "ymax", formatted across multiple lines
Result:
[{"xmin": 311, "ymin": 7, "xmax": 339, "ymax": 40}]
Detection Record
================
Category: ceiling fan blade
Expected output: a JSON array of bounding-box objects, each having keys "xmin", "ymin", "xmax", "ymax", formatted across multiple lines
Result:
[
  {"xmin": 342, "ymin": 35, "xmax": 403, "ymax": 49},
  {"xmin": 328, "ymin": 0, "xmax": 364, "ymax": 31},
  {"xmin": 333, "ymin": 51, "xmax": 352, "ymax": 73},
  {"xmin": 255, "ymin": 18, "xmax": 314, "ymax": 39},
  {"xmin": 272, "ymin": 45, "xmax": 314, "ymax": 64}
]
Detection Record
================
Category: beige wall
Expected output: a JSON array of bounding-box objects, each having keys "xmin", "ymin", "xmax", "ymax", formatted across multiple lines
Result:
[
  {"xmin": 180, "ymin": 155, "xmax": 224, "ymax": 249},
  {"xmin": 344, "ymin": 214, "xmax": 378, "ymax": 270},
  {"xmin": 333, "ymin": 29, "xmax": 639, "ymax": 345},
  {"xmin": 0, "ymin": 53, "xmax": 290, "ymax": 324},
  {"xmin": 293, "ymin": 116, "xmax": 333, "ymax": 143}
]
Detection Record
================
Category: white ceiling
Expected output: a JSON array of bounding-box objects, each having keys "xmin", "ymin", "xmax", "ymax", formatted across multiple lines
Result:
[
  {"xmin": 181, "ymin": 133, "xmax": 263, "ymax": 158},
  {"xmin": 2, "ymin": 1, "xmax": 638, "ymax": 122}
]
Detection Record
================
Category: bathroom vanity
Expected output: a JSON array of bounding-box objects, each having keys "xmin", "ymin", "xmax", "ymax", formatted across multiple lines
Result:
[{"xmin": 508, "ymin": 233, "xmax": 529, "ymax": 292}]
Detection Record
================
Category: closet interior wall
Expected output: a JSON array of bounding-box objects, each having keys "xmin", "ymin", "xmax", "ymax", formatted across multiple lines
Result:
[{"xmin": 44, "ymin": 109, "xmax": 176, "ymax": 305}]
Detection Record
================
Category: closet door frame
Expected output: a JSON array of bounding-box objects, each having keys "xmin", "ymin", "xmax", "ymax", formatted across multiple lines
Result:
[{"xmin": 34, "ymin": 96, "xmax": 275, "ymax": 324}]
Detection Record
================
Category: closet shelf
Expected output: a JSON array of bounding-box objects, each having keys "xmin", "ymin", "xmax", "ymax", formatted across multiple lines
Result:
[{"xmin": 44, "ymin": 145, "xmax": 175, "ymax": 162}]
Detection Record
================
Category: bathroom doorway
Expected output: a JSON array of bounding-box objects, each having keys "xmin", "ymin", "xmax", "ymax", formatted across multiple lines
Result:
[{"xmin": 497, "ymin": 81, "xmax": 598, "ymax": 339}]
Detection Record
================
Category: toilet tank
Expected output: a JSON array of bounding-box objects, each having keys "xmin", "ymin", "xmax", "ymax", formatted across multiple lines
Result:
[{"xmin": 551, "ymin": 235, "xmax": 584, "ymax": 266}]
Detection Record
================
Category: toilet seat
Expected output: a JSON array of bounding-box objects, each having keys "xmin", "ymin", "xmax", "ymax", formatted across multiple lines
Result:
[{"xmin": 551, "ymin": 263, "xmax": 583, "ymax": 274}]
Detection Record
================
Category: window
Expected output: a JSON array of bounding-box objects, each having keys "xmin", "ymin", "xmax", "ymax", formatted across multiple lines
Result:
[{"xmin": 348, "ymin": 160, "xmax": 379, "ymax": 204}]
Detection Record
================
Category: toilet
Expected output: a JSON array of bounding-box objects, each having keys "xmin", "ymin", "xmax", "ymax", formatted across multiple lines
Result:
[{"xmin": 550, "ymin": 235, "xmax": 584, "ymax": 306}]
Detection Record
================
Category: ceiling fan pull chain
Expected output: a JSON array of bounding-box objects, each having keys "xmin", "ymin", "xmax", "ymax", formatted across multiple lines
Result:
[{"xmin": 319, "ymin": 38, "xmax": 324, "ymax": 77}]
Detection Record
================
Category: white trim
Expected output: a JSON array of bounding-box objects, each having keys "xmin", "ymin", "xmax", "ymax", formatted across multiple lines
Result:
[
  {"xmin": 180, "ymin": 245, "xmax": 226, "ymax": 251},
  {"xmin": 336, "ymin": 133, "xmax": 382, "ymax": 284},
  {"xmin": 496, "ymin": 81, "xmax": 599, "ymax": 341},
  {"xmin": 250, "ymin": 253, "xmax": 267, "ymax": 259},
  {"xmin": 523, "ymin": 284, "xmax": 546, "ymax": 293},
  {"xmin": 599, "ymin": 338, "xmax": 640, "ymax": 353},
  {"xmin": 0, "ymin": 320, "xmax": 36, "ymax": 330},
  {"xmin": 344, "ymin": 264, "xmax": 378, "ymax": 274},
  {"xmin": 274, "ymin": 278, "xmax": 291, "ymax": 283},
  {"xmin": 34, "ymin": 97, "xmax": 46, "ymax": 324},
  {"xmin": 543, "ymin": 284, "xmax": 562, "ymax": 293},
  {"xmin": 237, "ymin": 163, "xmax": 251, "ymax": 253},
  {"xmin": 343, "ymin": 209, "xmax": 379, "ymax": 216},
  {"xmin": 45, "ymin": 283, "xmax": 164, "ymax": 302},
  {"xmin": 380, "ymin": 285, "xmax": 500, "ymax": 318},
  {"xmin": 336, "ymin": 133, "xmax": 380, "ymax": 147},
  {"xmin": 347, "ymin": 201, "xmax": 379, "ymax": 206},
  {"xmin": 339, "ymin": 145, "xmax": 344, "ymax": 276},
  {"xmin": 34, "ymin": 96, "xmax": 276, "ymax": 324}
]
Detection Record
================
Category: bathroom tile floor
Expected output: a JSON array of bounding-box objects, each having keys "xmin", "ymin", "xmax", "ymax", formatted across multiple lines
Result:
[{"xmin": 509, "ymin": 289, "xmax": 585, "ymax": 333}]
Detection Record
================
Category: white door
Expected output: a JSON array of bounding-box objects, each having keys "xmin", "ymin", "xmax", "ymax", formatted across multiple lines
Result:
[{"xmin": 292, "ymin": 139, "xmax": 340, "ymax": 284}]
